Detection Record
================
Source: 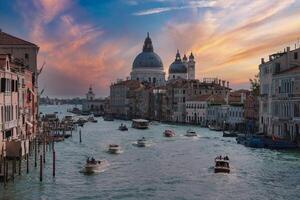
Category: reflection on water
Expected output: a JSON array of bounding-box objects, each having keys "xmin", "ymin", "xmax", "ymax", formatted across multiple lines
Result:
[{"xmin": 1, "ymin": 105, "xmax": 300, "ymax": 200}]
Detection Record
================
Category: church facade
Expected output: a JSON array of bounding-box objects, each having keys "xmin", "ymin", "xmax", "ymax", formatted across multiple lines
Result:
[{"xmin": 130, "ymin": 33, "xmax": 196, "ymax": 85}]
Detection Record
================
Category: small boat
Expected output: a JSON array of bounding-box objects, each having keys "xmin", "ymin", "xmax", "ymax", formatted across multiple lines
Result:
[
  {"xmin": 63, "ymin": 133, "xmax": 72, "ymax": 138},
  {"xmin": 137, "ymin": 137, "xmax": 148, "ymax": 147},
  {"xmin": 150, "ymin": 121, "xmax": 160, "ymax": 125},
  {"xmin": 214, "ymin": 156, "xmax": 230, "ymax": 173},
  {"xmin": 132, "ymin": 119, "xmax": 149, "ymax": 129},
  {"xmin": 185, "ymin": 129, "xmax": 197, "ymax": 137},
  {"xmin": 118, "ymin": 124, "xmax": 128, "ymax": 131},
  {"xmin": 84, "ymin": 158, "xmax": 108, "ymax": 174},
  {"xmin": 88, "ymin": 116, "xmax": 97, "ymax": 123},
  {"xmin": 223, "ymin": 131, "xmax": 238, "ymax": 137},
  {"xmin": 108, "ymin": 144, "xmax": 122, "ymax": 154},
  {"xmin": 163, "ymin": 130, "xmax": 175, "ymax": 137},
  {"xmin": 209, "ymin": 125, "xmax": 222, "ymax": 132}
]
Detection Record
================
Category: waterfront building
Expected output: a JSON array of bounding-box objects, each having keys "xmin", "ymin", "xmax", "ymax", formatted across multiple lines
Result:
[
  {"xmin": 206, "ymin": 95, "xmax": 227, "ymax": 127},
  {"xmin": 130, "ymin": 33, "xmax": 165, "ymax": 86},
  {"xmin": 244, "ymin": 93, "xmax": 259, "ymax": 133},
  {"xmin": 168, "ymin": 50, "xmax": 195, "ymax": 81},
  {"xmin": 185, "ymin": 95, "xmax": 210, "ymax": 125},
  {"xmin": 259, "ymin": 46, "xmax": 300, "ymax": 142},
  {"xmin": 0, "ymin": 54, "xmax": 35, "ymax": 157},
  {"xmin": 110, "ymin": 79, "xmax": 144, "ymax": 119},
  {"xmin": 82, "ymin": 86, "xmax": 105, "ymax": 113}
]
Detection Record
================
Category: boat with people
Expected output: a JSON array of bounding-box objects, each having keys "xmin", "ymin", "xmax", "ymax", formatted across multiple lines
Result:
[
  {"xmin": 136, "ymin": 137, "xmax": 149, "ymax": 147},
  {"xmin": 185, "ymin": 129, "xmax": 197, "ymax": 137},
  {"xmin": 84, "ymin": 157, "xmax": 108, "ymax": 174},
  {"xmin": 132, "ymin": 119, "xmax": 149, "ymax": 129},
  {"xmin": 223, "ymin": 131, "xmax": 238, "ymax": 137},
  {"xmin": 118, "ymin": 124, "xmax": 128, "ymax": 131},
  {"xmin": 108, "ymin": 144, "xmax": 122, "ymax": 154},
  {"xmin": 164, "ymin": 130, "xmax": 176, "ymax": 137},
  {"xmin": 214, "ymin": 155, "xmax": 230, "ymax": 173}
]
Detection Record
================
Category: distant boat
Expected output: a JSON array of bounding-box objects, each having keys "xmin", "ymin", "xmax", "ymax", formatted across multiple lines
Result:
[
  {"xmin": 208, "ymin": 125, "xmax": 222, "ymax": 132},
  {"xmin": 108, "ymin": 144, "xmax": 122, "ymax": 154},
  {"xmin": 136, "ymin": 137, "xmax": 148, "ymax": 147},
  {"xmin": 103, "ymin": 114, "xmax": 114, "ymax": 121},
  {"xmin": 214, "ymin": 156, "xmax": 230, "ymax": 173},
  {"xmin": 84, "ymin": 158, "xmax": 108, "ymax": 174},
  {"xmin": 223, "ymin": 131, "xmax": 238, "ymax": 137},
  {"xmin": 118, "ymin": 124, "xmax": 128, "ymax": 131},
  {"xmin": 163, "ymin": 130, "xmax": 175, "ymax": 137},
  {"xmin": 132, "ymin": 119, "xmax": 149, "ymax": 129},
  {"xmin": 88, "ymin": 116, "xmax": 97, "ymax": 123},
  {"xmin": 185, "ymin": 129, "xmax": 197, "ymax": 137}
]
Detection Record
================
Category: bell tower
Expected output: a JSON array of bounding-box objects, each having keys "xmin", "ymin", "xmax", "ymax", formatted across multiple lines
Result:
[{"xmin": 188, "ymin": 52, "xmax": 195, "ymax": 79}]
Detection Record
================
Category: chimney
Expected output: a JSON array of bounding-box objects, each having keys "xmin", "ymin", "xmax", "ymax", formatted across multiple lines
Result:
[
  {"xmin": 222, "ymin": 80, "xmax": 225, "ymax": 87},
  {"xmin": 269, "ymin": 55, "xmax": 272, "ymax": 61},
  {"xmin": 261, "ymin": 58, "xmax": 265, "ymax": 64},
  {"xmin": 287, "ymin": 46, "xmax": 290, "ymax": 52},
  {"xmin": 227, "ymin": 81, "xmax": 229, "ymax": 88},
  {"xmin": 219, "ymin": 79, "xmax": 221, "ymax": 85}
]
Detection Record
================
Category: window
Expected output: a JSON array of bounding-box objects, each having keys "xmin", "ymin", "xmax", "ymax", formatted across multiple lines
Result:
[
  {"xmin": 1, "ymin": 78, "xmax": 5, "ymax": 92},
  {"xmin": 294, "ymin": 52, "xmax": 298, "ymax": 60},
  {"xmin": 274, "ymin": 63, "xmax": 280, "ymax": 74},
  {"xmin": 25, "ymin": 53, "xmax": 29, "ymax": 59}
]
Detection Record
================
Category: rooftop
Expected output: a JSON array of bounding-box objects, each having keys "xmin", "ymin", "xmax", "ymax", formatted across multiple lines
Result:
[{"xmin": 0, "ymin": 30, "xmax": 38, "ymax": 47}]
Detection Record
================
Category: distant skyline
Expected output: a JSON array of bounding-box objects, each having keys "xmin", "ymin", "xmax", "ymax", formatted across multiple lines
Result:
[{"xmin": 1, "ymin": 0, "xmax": 300, "ymax": 97}]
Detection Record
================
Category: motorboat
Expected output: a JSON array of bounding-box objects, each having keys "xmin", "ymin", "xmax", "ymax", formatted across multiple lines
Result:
[
  {"xmin": 132, "ymin": 119, "xmax": 149, "ymax": 129},
  {"xmin": 163, "ymin": 130, "xmax": 175, "ymax": 137},
  {"xmin": 88, "ymin": 116, "xmax": 97, "ymax": 123},
  {"xmin": 76, "ymin": 118, "xmax": 88, "ymax": 127},
  {"xmin": 185, "ymin": 129, "xmax": 197, "ymax": 137},
  {"xmin": 223, "ymin": 131, "xmax": 238, "ymax": 137},
  {"xmin": 84, "ymin": 158, "xmax": 108, "ymax": 174},
  {"xmin": 214, "ymin": 156, "xmax": 230, "ymax": 173},
  {"xmin": 136, "ymin": 137, "xmax": 148, "ymax": 147},
  {"xmin": 118, "ymin": 124, "xmax": 128, "ymax": 131},
  {"xmin": 108, "ymin": 144, "xmax": 122, "ymax": 154}
]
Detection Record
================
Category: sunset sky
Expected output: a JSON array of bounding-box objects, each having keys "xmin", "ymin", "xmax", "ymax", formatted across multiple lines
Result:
[{"xmin": 1, "ymin": 0, "xmax": 300, "ymax": 97}]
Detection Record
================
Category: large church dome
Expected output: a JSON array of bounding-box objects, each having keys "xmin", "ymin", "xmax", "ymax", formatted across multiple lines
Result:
[
  {"xmin": 169, "ymin": 50, "xmax": 187, "ymax": 73},
  {"xmin": 132, "ymin": 33, "xmax": 163, "ymax": 69}
]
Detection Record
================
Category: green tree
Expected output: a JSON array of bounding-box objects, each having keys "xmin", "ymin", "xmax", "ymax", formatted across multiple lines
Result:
[{"xmin": 249, "ymin": 73, "xmax": 260, "ymax": 96}]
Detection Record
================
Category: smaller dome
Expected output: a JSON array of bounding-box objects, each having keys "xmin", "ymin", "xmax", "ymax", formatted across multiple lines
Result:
[{"xmin": 169, "ymin": 50, "xmax": 187, "ymax": 73}]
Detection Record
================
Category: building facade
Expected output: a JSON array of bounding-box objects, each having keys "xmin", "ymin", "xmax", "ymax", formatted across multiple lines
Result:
[{"xmin": 259, "ymin": 46, "xmax": 300, "ymax": 142}]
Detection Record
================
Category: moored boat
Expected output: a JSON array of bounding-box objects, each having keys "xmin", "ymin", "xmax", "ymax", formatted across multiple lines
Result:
[
  {"xmin": 185, "ymin": 129, "xmax": 197, "ymax": 137},
  {"xmin": 223, "ymin": 131, "xmax": 238, "ymax": 137},
  {"xmin": 108, "ymin": 144, "xmax": 122, "ymax": 154},
  {"xmin": 163, "ymin": 130, "xmax": 175, "ymax": 137},
  {"xmin": 84, "ymin": 158, "xmax": 108, "ymax": 174},
  {"xmin": 214, "ymin": 156, "xmax": 230, "ymax": 173},
  {"xmin": 88, "ymin": 116, "xmax": 97, "ymax": 123},
  {"xmin": 132, "ymin": 119, "xmax": 149, "ymax": 129},
  {"xmin": 209, "ymin": 125, "xmax": 222, "ymax": 132}
]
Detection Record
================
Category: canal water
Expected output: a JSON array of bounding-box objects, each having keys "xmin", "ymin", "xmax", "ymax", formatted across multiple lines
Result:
[{"xmin": 1, "ymin": 105, "xmax": 300, "ymax": 200}]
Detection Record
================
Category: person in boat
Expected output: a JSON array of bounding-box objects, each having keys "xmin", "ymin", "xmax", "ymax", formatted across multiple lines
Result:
[
  {"xmin": 86, "ymin": 157, "xmax": 90, "ymax": 163},
  {"xmin": 224, "ymin": 156, "xmax": 229, "ymax": 160},
  {"xmin": 91, "ymin": 157, "xmax": 96, "ymax": 164}
]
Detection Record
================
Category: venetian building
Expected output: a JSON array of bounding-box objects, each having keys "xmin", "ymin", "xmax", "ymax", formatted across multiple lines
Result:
[
  {"xmin": 168, "ymin": 50, "xmax": 196, "ymax": 81},
  {"xmin": 130, "ymin": 33, "xmax": 165, "ymax": 86},
  {"xmin": 86, "ymin": 86, "xmax": 95, "ymax": 101}
]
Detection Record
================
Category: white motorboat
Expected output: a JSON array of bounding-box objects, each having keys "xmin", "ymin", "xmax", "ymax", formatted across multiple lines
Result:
[
  {"xmin": 132, "ymin": 119, "xmax": 149, "ymax": 129},
  {"xmin": 137, "ymin": 137, "xmax": 148, "ymax": 147},
  {"xmin": 108, "ymin": 144, "xmax": 122, "ymax": 154},
  {"xmin": 84, "ymin": 158, "xmax": 108, "ymax": 174},
  {"xmin": 214, "ymin": 156, "xmax": 230, "ymax": 173},
  {"xmin": 185, "ymin": 129, "xmax": 197, "ymax": 137}
]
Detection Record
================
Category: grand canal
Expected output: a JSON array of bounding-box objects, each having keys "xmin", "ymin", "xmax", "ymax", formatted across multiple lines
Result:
[{"xmin": 1, "ymin": 105, "xmax": 300, "ymax": 200}]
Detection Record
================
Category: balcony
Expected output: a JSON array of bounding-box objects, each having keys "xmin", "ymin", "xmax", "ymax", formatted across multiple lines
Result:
[{"xmin": 0, "ymin": 120, "xmax": 18, "ymax": 131}]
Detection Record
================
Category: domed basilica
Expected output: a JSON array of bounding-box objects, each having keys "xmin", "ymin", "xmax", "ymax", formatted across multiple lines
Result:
[{"xmin": 130, "ymin": 33, "xmax": 196, "ymax": 86}]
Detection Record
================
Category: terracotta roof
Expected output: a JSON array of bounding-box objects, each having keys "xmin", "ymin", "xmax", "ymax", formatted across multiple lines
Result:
[
  {"xmin": 189, "ymin": 94, "xmax": 211, "ymax": 101},
  {"xmin": 112, "ymin": 80, "xmax": 142, "ymax": 90},
  {"xmin": 0, "ymin": 31, "xmax": 38, "ymax": 47}
]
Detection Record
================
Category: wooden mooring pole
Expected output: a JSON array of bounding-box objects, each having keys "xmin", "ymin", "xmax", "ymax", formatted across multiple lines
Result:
[
  {"xmin": 26, "ymin": 153, "xmax": 29, "ymax": 174},
  {"xmin": 18, "ymin": 149, "xmax": 22, "ymax": 176},
  {"xmin": 34, "ymin": 138, "xmax": 37, "ymax": 168},
  {"xmin": 53, "ymin": 151, "xmax": 56, "ymax": 177},
  {"xmin": 79, "ymin": 129, "xmax": 82, "ymax": 143},
  {"xmin": 39, "ymin": 155, "xmax": 43, "ymax": 182}
]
